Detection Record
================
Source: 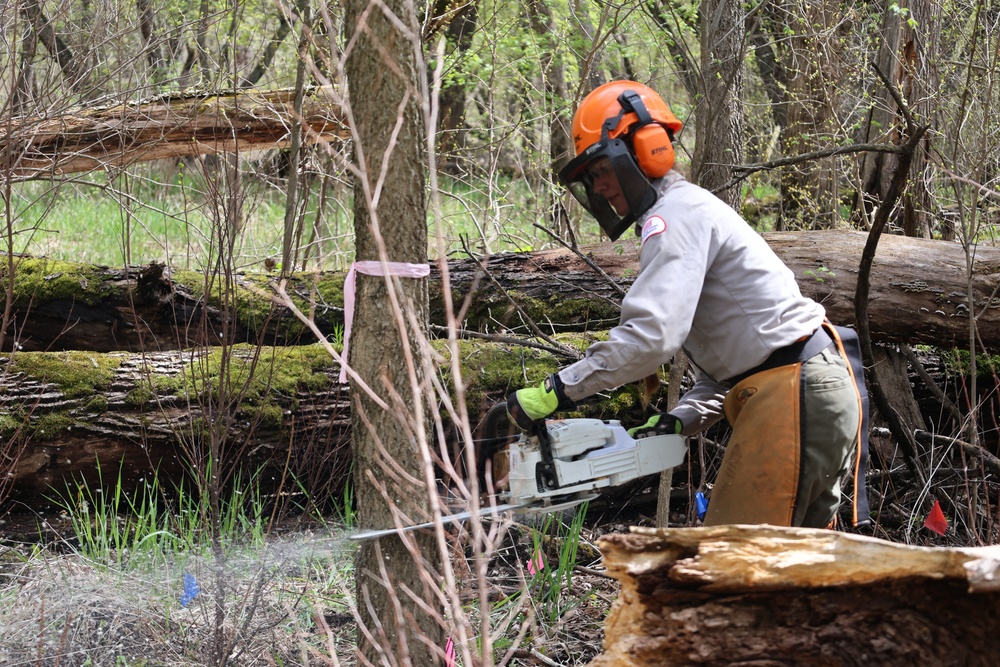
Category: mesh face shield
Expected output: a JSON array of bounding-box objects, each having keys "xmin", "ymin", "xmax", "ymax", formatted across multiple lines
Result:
[{"xmin": 558, "ymin": 137, "xmax": 658, "ymax": 241}]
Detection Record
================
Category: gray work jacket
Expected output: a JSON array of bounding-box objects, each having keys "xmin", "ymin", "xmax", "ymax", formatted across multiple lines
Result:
[{"xmin": 558, "ymin": 171, "xmax": 825, "ymax": 435}]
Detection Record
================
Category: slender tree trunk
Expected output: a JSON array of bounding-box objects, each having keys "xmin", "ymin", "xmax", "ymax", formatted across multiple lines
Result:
[
  {"xmin": 21, "ymin": 0, "xmax": 80, "ymax": 90},
  {"xmin": 136, "ymin": 0, "xmax": 165, "ymax": 76},
  {"xmin": 527, "ymin": 0, "xmax": 573, "ymax": 236},
  {"xmin": 242, "ymin": 0, "xmax": 305, "ymax": 88},
  {"xmin": 344, "ymin": 0, "xmax": 441, "ymax": 663},
  {"xmin": 692, "ymin": 0, "xmax": 745, "ymax": 209},
  {"xmin": 772, "ymin": 0, "xmax": 845, "ymax": 230},
  {"xmin": 431, "ymin": 0, "xmax": 477, "ymax": 168}
]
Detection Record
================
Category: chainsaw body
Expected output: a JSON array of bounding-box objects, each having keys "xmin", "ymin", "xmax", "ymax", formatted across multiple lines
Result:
[
  {"xmin": 503, "ymin": 418, "xmax": 688, "ymax": 515},
  {"xmin": 348, "ymin": 415, "xmax": 688, "ymax": 540}
]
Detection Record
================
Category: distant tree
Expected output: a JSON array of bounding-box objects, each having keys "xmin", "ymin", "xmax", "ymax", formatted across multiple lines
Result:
[{"xmin": 691, "ymin": 0, "xmax": 745, "ymax": 209}]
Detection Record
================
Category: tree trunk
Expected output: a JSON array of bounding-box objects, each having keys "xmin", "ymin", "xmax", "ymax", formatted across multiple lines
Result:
[
  {"xmin": 343, "ymin": 0, "xmax": 442, "ymax": 661},
  {"xmin": 588, "ymin": 525, "xmax": 1000, "ymax": 666},
  {"xmin": 0, "ymin": 88, "xmax": 348, "ymax": 180},
  {"xmin": 429, "ymin": 0, "xmax": 478, "ymax": 168},
  {"xmin": 692, "ymin": 0, "xmax": 745, "ymax": 209},
  {"xmin": 771, "ymin": 0, "xmax": 845, "ymax": 230},
  {"xmin": 855, "ymin": 0, "xmax": 936, "ymax": 240},
  {"xmin": 4, "ymin": 231, "xmax": 999, "ymax": 353},
  {"xmin": 0, "ymin": 335, "xmax": 661, "ymax": 513},
  {"xmin": 1, "ymin": 347, "xmax": 352, "ymax": 507}
]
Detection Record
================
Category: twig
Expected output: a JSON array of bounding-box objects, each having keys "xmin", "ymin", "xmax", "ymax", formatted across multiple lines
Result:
[
  {"xmin": 429, "ymin": 324, "xmax": 582, "ymax": 360},
  {"xmin": 872, "ymin": 62, "xmax": 918, "ymax": 134},
  {"xmin": 716, "ymin": 142, "xmax": 905, "ymax": 192},
  {"xmin": 914, "ymin": 430, "xmax": 1000, "ymax": 486},
  {"xmin": 461, "ymin": 238, "xmax": 582, "ymax": 361},
  {"xmin": 854, "ymin": 61, "xmax": 928, "ymax": 480},
  {"xmin": 532, "ymin": 223, "xmax": 626, "ymax": 297}
]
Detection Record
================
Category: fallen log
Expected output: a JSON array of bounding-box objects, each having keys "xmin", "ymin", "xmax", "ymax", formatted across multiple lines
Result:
[
  {"xmin": 0, "ymin": 337, "xmax": 645, "ymax": 508},
  {"xmin": 0, "ymin": 345, "xmax": 352, "ymax": 507},
  {"xmin": 0, "ymin": 88, "xmax": 348, "ymax": 181},
  {"xmin": 5, "ymin": 230, "xmax": 1000, "ymax": 353},
  {"xmin": 588, "ymin": 525, "xmax": 1000, "ymax": 667}
]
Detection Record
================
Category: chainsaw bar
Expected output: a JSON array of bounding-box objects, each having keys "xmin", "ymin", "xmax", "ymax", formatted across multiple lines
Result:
[{"xmin": 347, "ymin": 501, "xmax": 533, "ymax": 541}]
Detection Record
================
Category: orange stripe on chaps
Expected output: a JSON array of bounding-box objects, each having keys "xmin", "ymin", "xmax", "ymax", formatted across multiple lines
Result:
[{"xmin": 706, "ymin": 363, "xmax": 803, "ymax": 526}]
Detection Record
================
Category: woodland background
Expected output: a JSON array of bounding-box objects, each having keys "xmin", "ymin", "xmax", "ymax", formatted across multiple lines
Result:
[{"xmin": 0, "ymin": 0, "xmax": 999, "ymax": 665}]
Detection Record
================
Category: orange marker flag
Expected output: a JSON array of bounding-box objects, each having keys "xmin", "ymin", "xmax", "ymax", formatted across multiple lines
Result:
[{"xmin": 923, "ymin": 499, "xmax": 948, "ymax": 535}]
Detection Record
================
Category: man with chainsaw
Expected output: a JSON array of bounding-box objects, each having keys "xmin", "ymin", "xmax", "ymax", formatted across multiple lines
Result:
[{"xmin": 507, "ymin": 80, "xmax": 869, "ymax": 528}]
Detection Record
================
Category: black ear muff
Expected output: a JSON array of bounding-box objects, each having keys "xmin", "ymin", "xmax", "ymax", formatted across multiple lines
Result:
[{"xmin": 632, "ymin": 124, "xmax": 675, "ymax": 178}]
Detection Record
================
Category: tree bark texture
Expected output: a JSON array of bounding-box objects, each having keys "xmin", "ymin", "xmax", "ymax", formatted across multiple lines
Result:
[
  {"xmin": 2, "ymin": 347, "xmax": 351, "ymax": 506},
  {"xmin": 0, "ymin": 335, "xmax": 656, "ymax": 511},
  {"xmin": 692, "ymin": 0, "xmax": 745, "ymax": 209},
  {"xmin": 5, "ymin": 231, "xmax": 999, "ymax": 354},
  {"xmin": 343, "ymin": 0, "xmax": 441, "ymax": 662},
  {"xmin": 0, "ymin": 88, "xmax": 348, "ymax": 180},
  {"xmin": 588, "ymin": 525, "xmax": 1000, "ymax": 667},
  {"xmin": 771, "ymin": 1, "xmax": 846, "ymax": 229}
]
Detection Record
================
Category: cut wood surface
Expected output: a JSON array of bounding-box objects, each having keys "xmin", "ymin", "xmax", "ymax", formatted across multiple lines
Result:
[
  {"xmin": 5, "ymin": 230, "xmax": 999, "ymax": 353},
  {"xmin": 588, "ymin": 525, "xmax": 1000, "ymax": 667},
  {"xmin": 0, "ymin": 88, "xmax": 348, "ymax": 180}
]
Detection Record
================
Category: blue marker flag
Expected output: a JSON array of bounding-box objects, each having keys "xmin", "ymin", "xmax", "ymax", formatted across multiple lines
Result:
[
  {"xmin": 695, "ymin": 492, "xmax": 709, "ymax": 521},
  {"xmin": 181, "ymin": 573, "xmax": 200, "ymax": 607}
]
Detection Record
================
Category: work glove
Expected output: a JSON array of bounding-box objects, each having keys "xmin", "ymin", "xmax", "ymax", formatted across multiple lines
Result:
[
  {"xmin": 627, "ymin": 413, "xmax": 683, "ymax": 439},
  {"xmin": 506, "ymin": 374, "xmax": 574, "ymax": 430}
]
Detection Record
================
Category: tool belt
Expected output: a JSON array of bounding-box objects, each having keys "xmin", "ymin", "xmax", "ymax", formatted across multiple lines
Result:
[{"xmin": 726, "ymin": 326, "xmax": 834, "ymax": 387}]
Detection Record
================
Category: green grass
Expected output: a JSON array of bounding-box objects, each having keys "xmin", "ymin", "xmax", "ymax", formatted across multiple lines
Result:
[
  {"xmin": 7, "ymin": 165, "xmax": 604, "ymax": 270},
  {"xmin": 50, "ymin": 460, "xmax": 280, "ymax": 570}
]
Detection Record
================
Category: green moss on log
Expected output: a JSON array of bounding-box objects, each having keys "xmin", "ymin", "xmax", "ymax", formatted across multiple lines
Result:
[
  {"xmin": 152, "ymin": 343, "xmax": 335, "ymax": 420},
  {"xmin": 171, "ymin": 270, "xmax": 347, "ymax": 339},
  {"xmin": 438, "ymin": 290, "xmax": 621, "ymax": 331},
  {"xmin": 432, "ymin": 333, "xmax": 668, "ymax": 424},
  {"xmin": 1, "ymin": 258, "xmax": 118, "ymax": 306},
  {"xmin": 9, "ymin": 350, "xmax": 121, "ymax": 397},
  {"xmin": 2, "ymin": 337, "xmax": 672, "ymax": 448},
  {"xmin": 33, "ymin": 412, "xmax": 76, "ymax": 440}
]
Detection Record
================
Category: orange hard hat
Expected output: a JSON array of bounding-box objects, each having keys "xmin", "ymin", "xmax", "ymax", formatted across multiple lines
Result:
[{"xmin": 571, "ymin": 80, "xmax": 683, "ymax": 158}]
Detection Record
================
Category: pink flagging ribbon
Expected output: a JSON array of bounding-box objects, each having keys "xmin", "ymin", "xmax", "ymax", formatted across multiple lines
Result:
[
  {"xmin": 444, "ymin": 637, "xmax": 456, "ymax": 667},
  {"xmin": 338, "ymin": 260, "xmax": 431, "ymax": 384}
]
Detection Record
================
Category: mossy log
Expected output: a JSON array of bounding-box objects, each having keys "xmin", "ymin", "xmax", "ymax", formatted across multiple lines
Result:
[
  {"xmin": 0, "ymin": 88, "xmax": 348, "ymax": 181},
  {"xmin": 4, "ymin": 230, "xmax": 999, "ymax": 353},
  {"xmin": 0, "ymin": 337, "xmax": 652, "ymax": 508},
  {"xmin": 1, "ymin": 345, "xmax": 352, "ymax": 506},
  {"xmin": 588, "ymin": 525, "xmax": 1000, "ymax": 667}
]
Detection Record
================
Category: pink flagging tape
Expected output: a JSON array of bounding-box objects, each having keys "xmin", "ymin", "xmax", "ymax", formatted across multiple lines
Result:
[{"xmin": 338, "ymin": 260, "xmax": 431, "ymax": 384}]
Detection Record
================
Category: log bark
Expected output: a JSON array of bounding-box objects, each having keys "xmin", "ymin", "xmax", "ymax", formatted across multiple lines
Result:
[
  {"xmin": 589, "ymin": 525, "xmax": 1000, "ymax": 667},
  {"xmin": 4, "ymin": 230, "xmax": 999, "ymax": 353},
  {"xmin": 0, "ymin": 88, "xmax": 348, "ymax": 180},
  {"xmin": 2, "ymin": 347, "xmax": 352, "ymax": 506},
  {"xmin": 1, "ymin": 337, "xmax": 611, "ymax": 508}
]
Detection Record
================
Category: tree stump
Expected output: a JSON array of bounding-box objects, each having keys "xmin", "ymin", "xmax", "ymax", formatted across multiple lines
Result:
[{"xmin": 588, "ymin": 525, "xmax": 1000, "ymax": 667}]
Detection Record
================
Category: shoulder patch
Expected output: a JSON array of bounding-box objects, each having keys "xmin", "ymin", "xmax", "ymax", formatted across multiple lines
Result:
[{"xmin": 641, "ymin": 216, "xmax": 667, "ymax": 245}]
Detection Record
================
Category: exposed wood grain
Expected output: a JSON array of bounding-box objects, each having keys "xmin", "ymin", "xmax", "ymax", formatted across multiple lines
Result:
[
  {"xmin": 0, "ymin": 88, "xmax": 348, "ymax": 180},
  {"xmin": 589, "ymin": 525, "xmax": 1000, "ymax": 667}
]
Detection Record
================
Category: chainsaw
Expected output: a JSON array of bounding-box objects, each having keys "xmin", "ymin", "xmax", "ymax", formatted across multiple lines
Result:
[{"xmin": 348, "ymin": 404, "xmax": 688, "ymax": 541}]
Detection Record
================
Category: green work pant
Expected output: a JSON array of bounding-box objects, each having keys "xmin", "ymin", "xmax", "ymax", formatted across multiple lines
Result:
[{"xmin": 705, "ymin": 348, "xmax": 861, "ymax": 528}]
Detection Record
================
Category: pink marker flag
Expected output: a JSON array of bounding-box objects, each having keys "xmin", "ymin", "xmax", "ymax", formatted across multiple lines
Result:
[
  {"xmin": 923, "ymin": 499, "xmax": 948, "ymax": 535},
  {"xmin": 339, "ymin": 260, "xmax": 431, "ymax": 383},
  {"xmin": 526, "ymin": 548, "xmax": 546, "ymax": 575}
]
